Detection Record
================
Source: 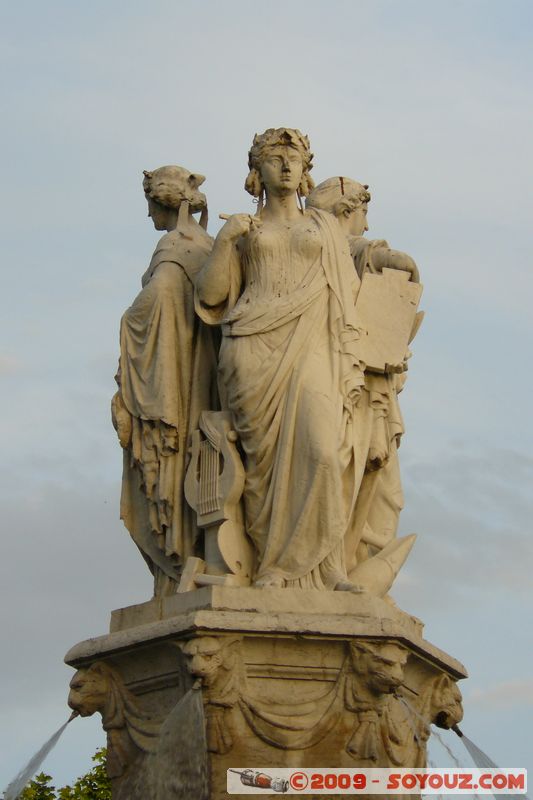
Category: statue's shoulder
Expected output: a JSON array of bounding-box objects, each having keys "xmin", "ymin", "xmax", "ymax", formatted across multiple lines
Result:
[
  {"xmin": 143, "ymin": 229, "xmax": 213, "ymax": 287},
  {"xmin": 152, "ymin": 229, "xmax": 197, "ymax": 260},
  {"xmin": 305, "ymin": 206, "xmax": 335, "ymax": 225},
  {"xmin": 305, "ymin": 207, "xmax": 345, "ymax": 240},
  {"xmin": 155, "ymin": 229, "xmax": 181, "ymax": 251},
  {"xmin": 349, "ymin": 235, "xmax": 390, "ymax": 264}
]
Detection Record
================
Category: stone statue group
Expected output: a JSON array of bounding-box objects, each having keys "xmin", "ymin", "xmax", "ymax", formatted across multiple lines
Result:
[
  {"xmin": 67, "ymin": 140, "xmax": 465, "ymax": 796},
  {"xmin": 112, "ymin": 127, "xmax": 423, "ymax": 598}
]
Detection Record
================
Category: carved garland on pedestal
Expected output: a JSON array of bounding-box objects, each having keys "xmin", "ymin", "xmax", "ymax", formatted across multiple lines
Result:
[
  {"xmin": 181, "ymin": 635, "xmax": 464, "ymax": 764},
  {"xmin": 67, "ymin": 637, "xmax": 464, "ymax": 786}
]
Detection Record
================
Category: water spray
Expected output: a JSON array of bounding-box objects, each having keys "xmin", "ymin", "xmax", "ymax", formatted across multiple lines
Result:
[{"xmin": 3, "ymin": 712, "xmax": 79, "ymax": 800}]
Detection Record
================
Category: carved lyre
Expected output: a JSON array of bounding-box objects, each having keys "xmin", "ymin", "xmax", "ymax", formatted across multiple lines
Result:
[{"xmin": 182, "ymin": 411, "xmax": 253, "ymax": 590}]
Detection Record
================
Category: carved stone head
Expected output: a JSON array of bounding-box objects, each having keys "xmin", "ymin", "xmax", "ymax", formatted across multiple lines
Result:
[
  {"xmin": 307, "ymin": 177, "xmax": 371, "ymax": 236},
  {"xmin": 143, "ymin": 166, "xmax": 206, "ymax": 211},
  {"xmin": 350, "ymin": 641, "xmax": 408, "ymax": 695},
  {"xmin": 68, "ymin": 662, "xmax": 114, "ymax": 717},
  {"xmin": 181, "ymin": 636, "xmax": 225, "ymax": 686},
  {"xmin": 245, "ymin": 127, "xmax": 314, "ymax": 199},
  {"xmin": 431, "ymin": 675, "xmax": 464, "ymax": 729}
]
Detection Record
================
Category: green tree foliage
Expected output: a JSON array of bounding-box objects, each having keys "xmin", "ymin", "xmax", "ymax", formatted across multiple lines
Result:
[
  {"xmin": 14, "ymin": 772, "xmax": 56, "ymax": 800},
  {"xmin": 58, "ymin": 749, "xmax": 111, "ymax": 800},
  {"xmin": 13, "ymin": 750, "xmax": 111, "ymax": 800}
]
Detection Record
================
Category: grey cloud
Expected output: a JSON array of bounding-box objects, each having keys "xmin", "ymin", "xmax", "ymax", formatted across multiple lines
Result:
[
  {"xmin": 468, "ymin": 679, "xmax": 533, "ymax": 710},
  {"xmin": 395, "ymin": 446, "xmax": 533, "ymax": 605},
  {"xmin": 0, "ymin": 355, "xmax": 21, "ymax": 375},
  {"xmin": 0, "ymin": 472, "xmax": 150, "ymax": 787}
]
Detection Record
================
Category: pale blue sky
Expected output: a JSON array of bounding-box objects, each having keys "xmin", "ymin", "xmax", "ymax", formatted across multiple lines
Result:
[{"xmin": 1, "ymin": 0, "xmax": 532, "ymax": 790}]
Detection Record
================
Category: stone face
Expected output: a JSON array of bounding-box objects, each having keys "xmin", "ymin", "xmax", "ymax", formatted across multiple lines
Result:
[{"xmin": 65, "ymin": 129, "xmax": 467, "ymax": 797}]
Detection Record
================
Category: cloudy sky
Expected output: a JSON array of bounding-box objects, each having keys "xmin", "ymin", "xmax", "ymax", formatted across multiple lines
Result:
[{"xmin": 1, "ymin": 0, "xmax": 532, "ymax": 790}]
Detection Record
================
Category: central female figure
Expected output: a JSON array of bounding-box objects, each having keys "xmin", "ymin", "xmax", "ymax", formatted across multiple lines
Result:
[{"xmin": 196, "ymin": 129, "xmax": 371, "ymax": 590}]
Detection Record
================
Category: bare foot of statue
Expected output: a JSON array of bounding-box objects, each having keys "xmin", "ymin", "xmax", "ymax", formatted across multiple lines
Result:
[
  {"xmin": 334, "ymin": 580, "xmax": 366, "ymax": 594},
  {"xmin": 254, "ymin": 574, "xmax": 285, "ymax": 589}
]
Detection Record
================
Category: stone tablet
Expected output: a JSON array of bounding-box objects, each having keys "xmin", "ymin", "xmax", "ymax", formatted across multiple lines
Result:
[{"xmin": 355, "ymin": 267, "xmax": 423, "ymax": 372}]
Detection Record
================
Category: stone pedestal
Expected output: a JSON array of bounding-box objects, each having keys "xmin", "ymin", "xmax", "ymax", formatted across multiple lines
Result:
[{"xmin": 65, "ymin": 589, "xmax": 466, "ymax": 800}]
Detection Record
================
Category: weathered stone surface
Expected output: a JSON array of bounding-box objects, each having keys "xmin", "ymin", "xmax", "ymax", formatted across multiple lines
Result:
[
  {"xmin": 64, "ymin": 129, "xmax": 467, "ymax": 798},
  {"xmin": 113, "ymin": 131, "xmax": 424, "ymax": 599},
  {"xmin": 112, "ymin": 165, "xmax": 218, "ymax": 597},
  {"xmin": 66, "ymin": 592, "xmax": 465, "ymax": 799},
  {"xmin": 68, "ymin": 588, "xmax": 466, "ymax": 678}
]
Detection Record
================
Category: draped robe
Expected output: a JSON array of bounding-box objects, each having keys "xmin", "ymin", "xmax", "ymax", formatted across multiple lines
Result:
[
  {"xmin": 118, "ymin": 227, "xmax": 218, "ymax": 590},
  {"xmin": 198, "ymin": 209, "xmax": 372, "ymax": 587},
  {"xmin": 344, "ymin": 235, "xmax": 408, "ymax": 570}
]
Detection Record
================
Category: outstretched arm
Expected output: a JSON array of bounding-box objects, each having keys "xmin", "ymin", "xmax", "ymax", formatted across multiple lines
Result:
[
  {"xmin": 371, "ymin": 247, "xmax": 420, "ymax": 283},
  {"xmin": 196, "ymin": 214, "xmax": 258, "ymax": 308}
]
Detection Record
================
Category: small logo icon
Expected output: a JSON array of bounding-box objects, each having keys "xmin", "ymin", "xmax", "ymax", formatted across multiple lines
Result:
[
  {"xmin": 290, "ymin": 771, "xmax": 309, "ymax": 791},
  {"xmin": 229, "ymin": 769, "xmax": 289, "ymax": 793}
]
